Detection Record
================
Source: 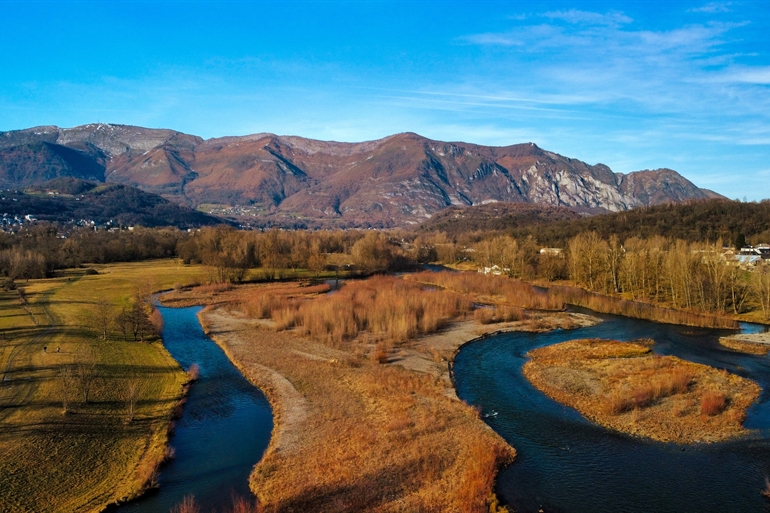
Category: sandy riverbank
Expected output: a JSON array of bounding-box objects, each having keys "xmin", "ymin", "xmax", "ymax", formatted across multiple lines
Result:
[{"xmin": 720, "ymin": 333, "xmax": 770, "ymax": 355}]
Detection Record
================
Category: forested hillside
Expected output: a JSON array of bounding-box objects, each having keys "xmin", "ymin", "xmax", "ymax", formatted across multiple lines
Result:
[
  {"xmin": 0, "ymin": 178, "xmax": 224, "ymax": 229},
  {"xmin": 421, "ymin": 199, "xmax": 770, "ymax": 246}
]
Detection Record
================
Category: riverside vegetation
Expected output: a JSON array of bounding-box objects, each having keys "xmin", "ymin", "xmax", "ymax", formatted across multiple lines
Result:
[
  {"xmin": 159, "ymin": 272, "xmax": 604, "ymax": 512},
  {"xmin": 522, "ymin": 339, "xmax": 761, "ymax": 444}
]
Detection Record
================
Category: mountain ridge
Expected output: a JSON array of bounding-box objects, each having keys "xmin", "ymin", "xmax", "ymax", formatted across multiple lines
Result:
[{"xmin": 0, "ymin": 123, "xmax": 724, "ymax": 228}]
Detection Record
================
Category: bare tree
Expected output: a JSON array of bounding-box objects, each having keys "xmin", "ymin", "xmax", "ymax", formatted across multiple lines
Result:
[
  {"xmin": 726, "ymin": 264, "xmax": 749, "ymax": 314},
  {"xmin": 701, "ymin": 240, "xmax": 730, "ymax": 313},
  {"xmin": 751, "ymin": 264, "xmax": 770, "ymax": 320},
  {"xmin": 307, "ymin": 251, "xmax": 327, "ymax": 279},
  {"xmin": 56, "ymin": 365, "xmax": 75, "ymax": 414},
  {"xmin": 568, "ymin": 231, "xmax": 608, "ymax": 291},
  {"xmin": 122, "ymin": 378, "xmax": 143, "ymax": 423},
  {"xmin": 605, "ymin": 234, "xmax": 623, "ymax": 293},
  {"xmin": 88, "ymin": 297, "xmax": 116, "ymax": 340},
  {"xmin": 115, "ymin": 306, "xmax": 131, "ymax": 341},
  {"xmin": 75, "ymin": 347, "xmax": 99, "ymax": 403},
  {"xmin": 134, "ymin": 278, "xmax": 158, "ymax": 309}
]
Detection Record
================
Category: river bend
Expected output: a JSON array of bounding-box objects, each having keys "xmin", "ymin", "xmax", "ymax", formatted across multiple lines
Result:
[{"xmin": 454, "ymin": 310, "xmax": 770, "ymax": 513}]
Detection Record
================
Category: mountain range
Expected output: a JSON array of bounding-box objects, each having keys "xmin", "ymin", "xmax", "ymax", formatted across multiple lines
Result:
[{"xmin": 0, "ymin": 123, "xmax": 723, "ymax": 228}]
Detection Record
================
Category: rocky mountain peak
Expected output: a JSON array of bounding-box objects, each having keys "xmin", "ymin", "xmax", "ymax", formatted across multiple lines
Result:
[{"xmin": 0, "ymin": 123, "xmax": 724, "ymax": 228}]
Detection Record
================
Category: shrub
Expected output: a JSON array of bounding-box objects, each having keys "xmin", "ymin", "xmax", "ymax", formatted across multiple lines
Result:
[
  {"xmin": 701, "ymin": 390, "xmax": 726, "ymax": 416},
  {"xmin": 373, "ymin": 342, "xmax": 389, "ymax": 364},
  {"xmin": 171, "ymin": 495, "xmax": 200, "ymax": 513},
  {"xmin": 407, "ymin": 271, "xmax": 564, "ymax": 310},
  {"xmin": 605, "ymin": 389, "xmax": 633, "ymax": 415}
]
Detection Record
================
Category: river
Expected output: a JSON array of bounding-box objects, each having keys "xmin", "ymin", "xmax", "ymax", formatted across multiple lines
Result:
[
  {"xmin": 116, "ymin": 306, "xmax": 272, "ymax": 513},
  {"xmin": 453, "ymin": 309, "xmax": 770, "ymax": 513}
]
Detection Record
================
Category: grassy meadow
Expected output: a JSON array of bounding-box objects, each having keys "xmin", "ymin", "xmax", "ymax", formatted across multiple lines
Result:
[{"xmin": 0, "ymin": 260, "xmax": 208, "ymax": 513}]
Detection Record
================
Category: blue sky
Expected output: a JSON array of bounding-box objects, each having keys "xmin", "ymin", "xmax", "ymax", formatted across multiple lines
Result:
[{"xmin": 1, "ymin": 0, "xmax": 769, "ymax": 200}]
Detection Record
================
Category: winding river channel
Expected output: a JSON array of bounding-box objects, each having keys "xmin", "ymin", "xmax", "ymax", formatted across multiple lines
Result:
[
  {"xmin": 454, "ymin": 309, "xmax": 770, "ymax": 513},
  {"xmin": 118, "ymin": 306, "xmax": 272, "ymax": 513},
  {"xmin": 119, "ymin": 300, "xmax": 770, "ymax": 512}
]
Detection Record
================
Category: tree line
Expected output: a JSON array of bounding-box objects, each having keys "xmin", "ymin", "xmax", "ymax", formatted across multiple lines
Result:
[
  {"xmin": 0, "ymin": 224, "xmax": 423, "ymax": 281},
  {"xmin": 464, "ymin": 231, "xmax": 770, "ymax": 319},
  {"xmin": 2, "ymin": 215, "xmax": 768, "ymax": 321}
]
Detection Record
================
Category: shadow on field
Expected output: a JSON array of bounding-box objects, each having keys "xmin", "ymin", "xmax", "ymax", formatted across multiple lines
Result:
[{"xmin": 274, "ymin": 459, "xmax": 431, "ymax": 511}]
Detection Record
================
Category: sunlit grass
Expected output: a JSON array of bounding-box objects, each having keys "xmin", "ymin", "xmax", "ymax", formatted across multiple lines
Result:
[{"xmin": 0, "ymin": 260, "xmax": 209, "ymax": 512}]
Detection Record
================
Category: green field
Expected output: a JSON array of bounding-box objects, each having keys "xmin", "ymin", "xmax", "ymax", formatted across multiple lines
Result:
[{"xmin": 0, "ymin": 260, "xmax": 209, "ymax": 513}]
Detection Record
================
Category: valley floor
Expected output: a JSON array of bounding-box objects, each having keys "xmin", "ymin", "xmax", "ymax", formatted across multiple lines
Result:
[{"xmin": 163, "ymin": 282, "xmax": 599, "ymax": 512}]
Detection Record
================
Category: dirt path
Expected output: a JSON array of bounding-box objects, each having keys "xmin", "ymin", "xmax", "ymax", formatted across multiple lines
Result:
[
  {"xmin": 203, "ymin": 310, "xmax": 309, "ymax": 455},
  {"xmin": 395, "ymin": 312, "xmax": 601, "ymax": 397}
]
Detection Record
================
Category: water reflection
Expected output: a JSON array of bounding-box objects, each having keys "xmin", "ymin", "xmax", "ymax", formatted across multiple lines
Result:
[{"xmin": 116, "ymin": 306, "xmax": 272, "ymax": 513}]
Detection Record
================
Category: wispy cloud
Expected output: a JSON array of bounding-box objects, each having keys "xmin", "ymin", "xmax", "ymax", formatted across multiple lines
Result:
[
  {"xmin": 543, "ymin": 9, "xmax": 632, "ymax": 26},
  {"xmin": 461, "ymin": 32, "xmax": 525, "ymax": 46},
  {"xmin": 688, "ymin": 2, "xmax": 733, "ymax": 13},
  {"xmin": 720, "ymin": 66, "xmax": 770, "ymax": 84}
]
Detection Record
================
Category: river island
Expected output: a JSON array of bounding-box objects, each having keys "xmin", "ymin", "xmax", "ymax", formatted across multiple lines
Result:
[{"xmin": 523, "ymin": 339, "xmax": 761, "ymax": 444}]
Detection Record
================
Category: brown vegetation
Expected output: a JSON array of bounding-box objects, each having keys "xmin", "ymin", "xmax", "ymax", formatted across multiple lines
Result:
[
  {"xmin": 242, "ymin": 276, "xmax": 472, "ymax": 346},
  {"xmin": 203, "ymin": 307, "xmax": 513, "ymax": 512},
  {"xmin": 523, "ymin": 339, "xmax": 761, "ymax": 443},
  {"xmin": 159, "ymin": 277, "xmax": 531, "ymax": 512},
  {"xmin": 406, "ymin": 271, "xmax": 564, "ymax": 310},
  {"xmin": 719, "ymin": 333, "xmax": 770, "ymax": 355},
  {"xmin": 701, "ymin": 390, "xmax": 727, "ymax": 416},
  {"xmin": 170, "ymin": 495, "xmax": 200, "ymax": 513},
  {"xmin": 405, "ymin": 270, "xmax": 737, "ymax": 329},
  {"xmin": 546, "ymin": 283, "xmax": 739, "ymax": 329}
]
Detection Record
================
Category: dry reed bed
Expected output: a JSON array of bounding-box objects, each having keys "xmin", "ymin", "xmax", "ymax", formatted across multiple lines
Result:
[
  {"xmin": 523, "ymin": 339, "xmax": 761, "ymax": 443},
  {"xmin": 169, "ymin": 278, "xmax": 525, "ymax": 512},
  {"xmin": 242, "ymin": 276, "xmax": 472, "ymax": 347},
  {"xmin": 406, "ymin": 271, "xmax": 564, "ymax": 311},
  {"xmin": 546, "ymin": 284, "xmax": 739, "ymax": 329},
  {"xmin": 200, "ymin": 305, "xmax": 514, "ymax": 513}
]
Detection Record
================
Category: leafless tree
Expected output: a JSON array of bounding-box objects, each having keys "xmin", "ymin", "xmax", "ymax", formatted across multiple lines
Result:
[
  {"xmin": 56, "ymin": 365, "xmax": 75, "ymax": 414},
  {"xmin": 115, "ymin": 306, "xmax": 132, "ymax": 341},
  {"xmin": 605, "ymin": 234, "xmax": 623, "ymax": 293},
  {"xmin": 568, "ymin": 231, "xmax": 608, "ymax": 291},
  {"xmin": 751, "ymin": 264, "xmax": 770, "ymax": 320},
  {"xmin": 87, "ymin": 297, "xmax": 116, "ymax": 340},
  {"xmin": 307, "ymin": 251, "xmax": 327, "ymax": 279},
  {"xmin": 122, "ymin": 378, "xmax": 143, "ymax": 423},
  {"xmin": 75, "ymin": 347, "xmax": 99, "ymax": 403}
]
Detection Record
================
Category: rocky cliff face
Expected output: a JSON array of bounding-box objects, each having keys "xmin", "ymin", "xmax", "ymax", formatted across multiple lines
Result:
[{"xmin": 0, "ymin": 124, "xmax": 723, "ymax": 227}]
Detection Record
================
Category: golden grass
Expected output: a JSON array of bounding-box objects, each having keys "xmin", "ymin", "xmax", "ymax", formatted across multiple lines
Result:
[
  {"xmin": 242, "ymin": 276, "xmax": 472, "ymax": 347},
  {"xmin": 203, "ymin": 308, "xmax": 513, "ymax": 513},
  {"xmin": 407, "ymin": 271, "xmax": 564, "ymax": 311},
  {"xmin": 719, "ymin": 336, "xmax": 770, "ymax": 355},
  {"xmin": 474, "ymin": 304, "xmax": 526, "ymax": 325},
  {"xmin": 166, "ymin": 278, "xmax": 519, "ymax": 513},
  {"xmin": 523, "ymin": 339, "xmax": 761, "ymax": 443},
  {"xmin": 0, "ymin": 260, "xmax": 209, "ymax": 512}
]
